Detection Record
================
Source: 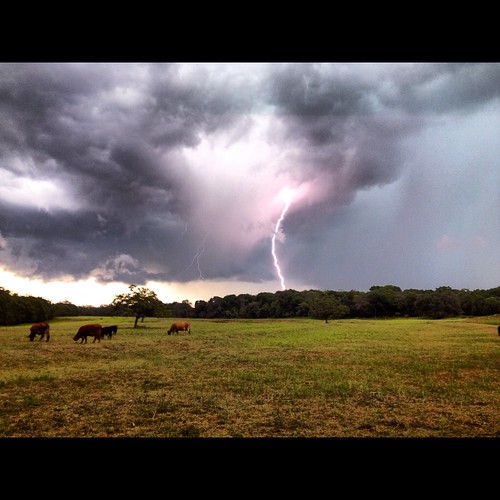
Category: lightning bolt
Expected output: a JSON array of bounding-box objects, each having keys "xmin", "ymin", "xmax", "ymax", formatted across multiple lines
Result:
[
  {"xmin": 184, "ymin": 232, "xmax": 208, "ymax": 280},
  {"xmin": 272, "ymin": 190, "xmax": 293, "ymax": 290},
  {"xmin": 180, "ymin": 222, "xmax": 188, "ymax": 239}
]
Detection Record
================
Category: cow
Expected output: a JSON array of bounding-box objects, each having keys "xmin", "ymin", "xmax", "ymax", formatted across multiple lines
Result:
[
  {"xmin": 498, "ymin": 325, "xmax": 500, "ymax": 336},
  {"xmin": 29, "ymin": 322, "xmax": 50, "ymax": 342},
  {"xmin": 73, "ymin": 324, "xmax": 102, "ymax": 343},
  {"xmin": 167, "ymin": 321, "xmax": 191, "ymax": 335},
  {"xmin": 101, "ymin": 325, "xmax": 118, "ymax": 339}
]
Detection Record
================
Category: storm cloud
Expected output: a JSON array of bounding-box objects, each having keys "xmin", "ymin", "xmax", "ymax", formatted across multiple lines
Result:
[{"xmin": 1, "ymin": 62, "xmax": 500, "ymax": 300}]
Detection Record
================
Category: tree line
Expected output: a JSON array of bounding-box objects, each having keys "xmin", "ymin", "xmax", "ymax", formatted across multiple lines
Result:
[{"xmin": 2, "ymin": 283, "xmax": 500, "ymax": 327}]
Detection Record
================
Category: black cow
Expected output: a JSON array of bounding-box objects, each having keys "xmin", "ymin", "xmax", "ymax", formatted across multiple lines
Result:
[
  {"xmin": 498, "ymin": 325, "xmax": 500, "ymax": 336},
  {"xmin": 101, "ymin": 325, "xmax": 118, "ymax": 339}
]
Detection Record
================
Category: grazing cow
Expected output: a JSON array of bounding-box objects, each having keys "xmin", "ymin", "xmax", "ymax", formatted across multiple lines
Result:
[
  {"xmin": 167, "ymin": 321, "xmax": 191, "ymax": 335},
  {"xmin": 73, "ymin": 324, "xmax": 102, "ymax": 343},
  {"xmin": 29, "ymin": 322, "xmax": 50, "ymax": 342},
  {"xmin": 101, "ymin": 325, "xmax": 118, "ymax": 339}
]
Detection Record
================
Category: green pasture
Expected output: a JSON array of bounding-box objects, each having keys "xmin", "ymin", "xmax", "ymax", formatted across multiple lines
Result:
[{"xmin": 0, "ymin": 315, "xmax": 499, "ymax": 437}]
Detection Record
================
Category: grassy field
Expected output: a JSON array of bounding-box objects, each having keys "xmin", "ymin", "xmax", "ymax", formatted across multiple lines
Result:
[{"xmin": 0, "ymin": 315, "xmax": 499, "ymax": 438}]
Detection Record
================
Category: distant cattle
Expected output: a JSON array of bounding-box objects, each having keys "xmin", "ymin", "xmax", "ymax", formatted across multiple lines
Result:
[
  {"xmin": 498, "ymin": 325, "xmax": 500, "ymax": 336},
  {"xmin": 101, "ymin": 325, "xmax": 118, "ymax": 339},
  {"xmin": 73, "ymin": 324, "xmax": 102, "ymax": 343},
  {"xmin": 29, "ymin": 322, "xmax": 50, "ymax": 342},
  {"xmin": 167, "ymin": 321, "xmax": 191, "ymax": 335}
]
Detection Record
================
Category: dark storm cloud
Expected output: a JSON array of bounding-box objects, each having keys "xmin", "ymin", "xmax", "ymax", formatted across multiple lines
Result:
[
  {"xmin": 1, "ymin": 62, "xmax": 500, "ymax": 291},
  {"xmin": 384, "ymin": 63, "xmax": 500, "ymax": 113},
  {"xmin": 259, "ymin": 64, "xmax": 422, "ymax": 235}
]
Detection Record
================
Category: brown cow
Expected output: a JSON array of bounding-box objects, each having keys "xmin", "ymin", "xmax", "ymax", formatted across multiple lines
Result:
[
  {"xmin": 73, "ymin": 324, "xmax": 102, "ymax": 343},
  {"xmin": 167, "ymin": 321, "xmax": 191, "ymax": 335},
  {"xmin": 29, "ymin": 322, "xmax": 50, "ymax": 342}
]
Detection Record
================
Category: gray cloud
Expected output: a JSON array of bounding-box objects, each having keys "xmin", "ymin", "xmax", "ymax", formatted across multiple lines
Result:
[{"xmin": 1, "ymin": 62, "xmax": 500, "ymax": 295}]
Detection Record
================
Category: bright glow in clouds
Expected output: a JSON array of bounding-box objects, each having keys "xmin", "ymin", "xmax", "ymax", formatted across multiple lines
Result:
[{"xmin": 0, "ymin": 172, "xmax": 80, "ymax": 212}]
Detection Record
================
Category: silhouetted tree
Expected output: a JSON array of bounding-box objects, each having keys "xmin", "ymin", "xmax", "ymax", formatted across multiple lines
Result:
[{"xmin": 112, "ymin": 284, "xmax": 166, "ymax": 328}]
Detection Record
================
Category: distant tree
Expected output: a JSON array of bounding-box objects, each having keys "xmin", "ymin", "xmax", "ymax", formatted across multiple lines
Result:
[
  {"xmin": 205, "ymin": 296, "xmax": 225, "ymax": 318},
  {"xmin": 309, "ymin": 292, "xmax": 349, "ymax": 322},
  {"xmin": 167, "ymin": 299, "xmax": 193, "ymax": 318},
  {"xmin": 0, "ymin": 287, "xmax": 53, "ymax": 325},
  {"xmin": 53, "ymin": 300, "xmax": 79, "ymax": 317},
  {"xmin": 413, "ymin": 288, "xmax": 462, "ymax": 319},
  {"xmin": 78, "ymin": 303, "xmax": 115, "ymax": 316},
  {"xmin": 221, "ymin": 294, "xmax": 239, "ymax": 318},
  {"xmin": 256, "ymin": 292, "xmax": 275, "ymax": 318},
  {"xmin": 273, "ymin": 289, "xmax": 303, "ymax": 318},
  {"xmin": 193, "ymin": 299, "xmax": 208, "ymax": 318},
  {"xmin": 351, "ymin": 291, "xmax": 370, "ymax": 317},
  {"xmin": 240, "ymin": 300, "xmax": 261, "ymax": 319},
  {"xmin": 0, "ymin": 287, "xmax": 15, "ymax": 325},
  {"xmin": 367, "ymin": 285, "xmax": 403, "ymax": 317},
  {"xmin": 112, "ymin": 284, "xmax": 166, "ymax": 328}
]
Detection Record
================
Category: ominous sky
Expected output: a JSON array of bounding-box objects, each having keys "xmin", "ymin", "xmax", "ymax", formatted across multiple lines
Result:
[{"xmin": 1, "ymin": 62, "xmax": 500, "ymax": 306}]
